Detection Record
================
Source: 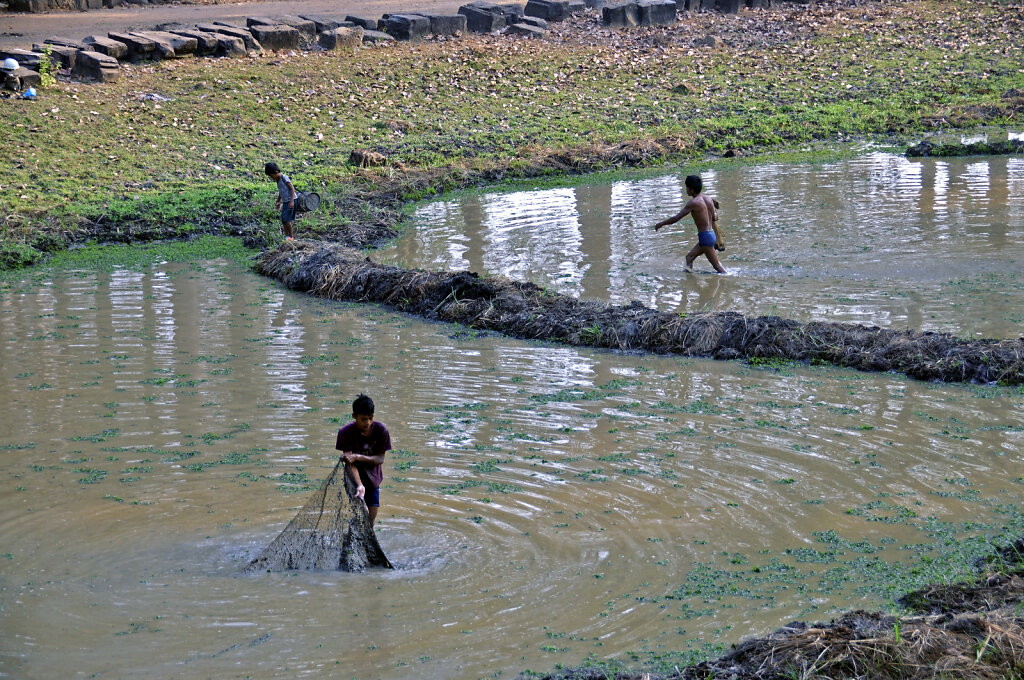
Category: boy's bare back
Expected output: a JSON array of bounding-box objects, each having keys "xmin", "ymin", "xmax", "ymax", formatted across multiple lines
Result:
[{"xmin": 686, "ymin": 194, "xmax": 716, "ymax": 232}]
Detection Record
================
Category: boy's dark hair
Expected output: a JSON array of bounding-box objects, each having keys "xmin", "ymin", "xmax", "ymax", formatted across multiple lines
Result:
[
  {"xmin": 353, "ymin": 394, "xmax": 374, "ymax": 417},
  {"xmin": 685, "ymin": 175, "xmax": 703, "ymax": 193},
  {"xmin": 264, "ymin": 162, "xmax": 280, "ymax": 176}
]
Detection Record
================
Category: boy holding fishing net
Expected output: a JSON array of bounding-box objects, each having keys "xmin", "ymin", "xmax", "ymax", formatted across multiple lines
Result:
[{"xmin": 337, "ymin": 394, "xmax": 392, "ymax": 526}]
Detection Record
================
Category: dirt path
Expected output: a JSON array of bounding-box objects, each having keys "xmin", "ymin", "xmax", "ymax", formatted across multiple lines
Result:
[{"xmin": 0, "ymin": 0, "xmax": 466, "ymax": 50}]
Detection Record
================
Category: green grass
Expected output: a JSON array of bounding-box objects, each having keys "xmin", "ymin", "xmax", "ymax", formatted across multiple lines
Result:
[{"xmin": 1, "ymin": 0, "xmax": 1022, "ymax": 268}]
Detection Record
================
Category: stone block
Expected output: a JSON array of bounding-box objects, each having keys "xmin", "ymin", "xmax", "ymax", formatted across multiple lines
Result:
[
  {"xmin": 498, "ymin": 3, "xmax": 524, "ymax": 16},
  {"xmin": 141, "ymin": 31, "xmax": 198, "ymax": 56},
  {"xmin": 746, "ymin": 0, "xmax": 770, "ymax": 6},
  {"xmin": 246, "ymin": 16, "xmax": 280, "ymax": 28},
  {"xmin": 128, "ymin": 32, "xmax": 177, "ymax": 59},
  {"xmin": 213, "ymin": 34, "xmax": 247, "ymax": 58},
  {"xmin": 32, "ymin": 43, "xmax": 77, "ymax": 70},
  {"xmin": 699, "ymin": 0, "xmax": 715, "ymax": 8},
  {"xmin": 718, "ymin": 0, "xmax": 741, "ymax": 11},
  {"xmin": 511, "ymin": 13, "xmax": 548, "ymax": 28},
  {"xmin": 524, "ymin": 0, "xmax": 570, "ymax": 21},
  {"xmin": 602, "ymin": 1, "xmax": 640, "ymax": 26},
  {"xmin": 458, "ymin": 4, "xmax": 507, "ymax": 32},
  {"xmin": 509, "ymin": 22, "xmax": 545, "ymax": 37},
  {"xmin": 201, "ymin": 24, "xmax": 262, "ymax": 53},
  {"xmin": 249, "ymin": 24, "xmax": 301, "ymax": 51},
  {"xmin": 384, "ymin": 14, "xmax": 431, "ymax": 40},
  {"xmin": 82, "ymin": 35, "xmax": 128, "ymax": 59},
  {"xmin": 345, "ymin": 15, "xmax": 379, "ymax": 30},
  {"xmin": 104, "ymin": 0, "xmax": 124, "ymax": 6},
  {"xmin": 568, "ymin": 0, "xmax": 587, "ymax": 12},
  {"xmin": 638, "ymin": 0, "xmax": 676, "ymax": 24},
  {"xmin": 361, "ymin": 29, "xmax": 396, "ymax": 43},
  {"xmin": 0, "ymin": 48, "xmax": 45, "ymax": 72},
  {"xmin": 298, "ymin": 14, "xmax": 342, "ymax": 32},
  {"xmin": 44, "ymin": 36, "xmax": 90, "ymax": 51},
  {"xmin": 74, "ymin": 50, "xmax": 120, "ymax": 82},
  {"xmin": 675, "ymin": 0, "xmax": 699, "ymax": 9},
  {"xmin": 108, "ymin": 31, "xmax": 158, "ymax": 61},
  {"xmin": 167, "ymin": 29, "xmax": 219, "ymax": 56},
  {"xmin": 277, "ymin": 15, "xmax": 318, "ymax": 40},
  {"xmin": 427, "ymin": 14, "xmax": 467, "ymax": 35},
  {"xmin": 318, "ymin": 26, "xmax": 364, "ymax": 52}
]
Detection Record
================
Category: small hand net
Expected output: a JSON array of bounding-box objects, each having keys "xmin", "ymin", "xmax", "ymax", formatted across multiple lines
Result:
[{"xmin": 245, "ymin": 460, "xmax": 392, "ymax": 572}]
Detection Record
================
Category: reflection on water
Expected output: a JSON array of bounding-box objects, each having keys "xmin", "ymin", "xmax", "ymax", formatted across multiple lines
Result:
[
  {"xmin": 379, "ymin": 153, "xmax": 1024, "ymax": 336},
  {"xmin": 1, "ymin": 260, "xmax": 1021, "ymax": 680}
]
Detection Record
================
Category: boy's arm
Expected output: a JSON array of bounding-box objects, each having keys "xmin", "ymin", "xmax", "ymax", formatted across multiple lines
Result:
[
  {"xmin": 343, "ymin": 452, "xmax": 386, "ymax": 466},
  {"xmin": 341, "ymin": 454, "xmax": 365, "ymax": 499},
  {"xmin": 654, "ymin": 205, "xmax": 692, "ymax": 231},
  {"xmin": 286, "ymin": 180, "xmax": 297, "ymax": 204}
]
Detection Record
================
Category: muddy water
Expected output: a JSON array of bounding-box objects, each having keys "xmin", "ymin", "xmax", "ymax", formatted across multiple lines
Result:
[
  {"xmin": 379, "ymin": 152, "xmax": 1024, "ymax": 338},
  {"xmin": 1, "ymin": 252, "xmax": 1022, "ymax": 680}
]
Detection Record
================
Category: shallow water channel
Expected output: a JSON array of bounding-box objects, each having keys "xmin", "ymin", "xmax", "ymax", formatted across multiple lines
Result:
[
  {"xmin": 1, "ymin": 154, "xmax": 1023, "ymax": 680},
  {"xmin": 379, "ymin": 152, "xmax": 1024, "ymax": 338}
]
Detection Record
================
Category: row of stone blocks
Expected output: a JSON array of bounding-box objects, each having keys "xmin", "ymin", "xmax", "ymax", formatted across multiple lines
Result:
[
  {"xmin": 0, "ymin": 3, "xmax": 559, "ymax": 89},
  {"xmin": 0, "ymin": 15, "xmax": 392, "ymax": 87},
  {"xmin": 602, "ymin": 0, "xmax": 771, "ymax": 26}
]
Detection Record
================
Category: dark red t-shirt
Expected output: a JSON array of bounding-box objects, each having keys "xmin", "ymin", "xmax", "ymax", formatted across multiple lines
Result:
[{"xmin": 335, "ymin": 421, "xmax": 391, "ymax": 488}]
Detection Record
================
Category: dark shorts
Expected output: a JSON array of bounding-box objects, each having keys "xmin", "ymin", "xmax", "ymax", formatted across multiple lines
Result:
[
  {"xmin": 364, "ymin": 485, "xmax": 380, "ymax": 507},
  {"xmin": 281, "ymin": 202, "xmax": 295, "ymax": 224},
  {"xmin": 698, "ymin": 230, "xmax": 717, "ymax": 248}
]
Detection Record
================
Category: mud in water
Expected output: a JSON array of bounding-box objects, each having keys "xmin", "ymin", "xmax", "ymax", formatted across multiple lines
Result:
[{"xmin": 1, "ymin": 258, "xmax": 1022, "ymax": 680}]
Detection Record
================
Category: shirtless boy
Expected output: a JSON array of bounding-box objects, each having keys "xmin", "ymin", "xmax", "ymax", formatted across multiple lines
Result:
[{"xmin": 653, "ymin": 175, "xmax": 727, "ymax": 274}]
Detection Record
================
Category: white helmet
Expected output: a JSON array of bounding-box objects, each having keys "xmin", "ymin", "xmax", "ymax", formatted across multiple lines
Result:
[{"xmin": 2, "ymin": 57, "xmax": 18, "ymax": 72}]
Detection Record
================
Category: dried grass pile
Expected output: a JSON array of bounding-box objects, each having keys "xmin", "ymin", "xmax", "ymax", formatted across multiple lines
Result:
[{"xmin": 256, "ymin": 242, "xmax": 1024, "ymax": 386}]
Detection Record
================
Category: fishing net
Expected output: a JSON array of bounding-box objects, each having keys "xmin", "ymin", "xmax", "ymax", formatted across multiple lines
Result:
[{"xmin": 245, "ymin": 460, "xmax": 392, "ymax": 572}]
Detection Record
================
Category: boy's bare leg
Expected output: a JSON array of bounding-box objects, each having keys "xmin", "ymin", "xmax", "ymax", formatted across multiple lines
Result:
[
  {"xmin": 684, "ymin": 244, "xmax": 700, "ymax": 272},
  {"xmin": 703, "ymin": 246, "xmax": 728, "ymax": 274},
  {"xmin": 368, "ymin": 506, "xmax": 378, "ymax": 525},
  {"xmin": 283, "ymin": 221, "xmax": 294, "ymax": 239}
]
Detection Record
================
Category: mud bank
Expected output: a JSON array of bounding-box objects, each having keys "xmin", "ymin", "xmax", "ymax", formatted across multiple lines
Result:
[
  {"xmin": 526, "ymin": 539, "xmax": 1024, "ymax": 680},
  {"xmin": 255, "ymin": 241, "xmax": 1024, "ymax": 385}
]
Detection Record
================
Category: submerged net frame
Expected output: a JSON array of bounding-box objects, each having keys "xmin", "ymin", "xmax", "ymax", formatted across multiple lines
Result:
[{"xmin": 245, "ymin": 459, "xmax": 392, "ymax": 572}]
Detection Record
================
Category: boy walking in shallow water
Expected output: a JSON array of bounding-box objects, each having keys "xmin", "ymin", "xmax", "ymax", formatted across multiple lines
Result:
[
  {"xmin": 264, "ymin": 161, "xmax": 297, "ymax": 240},
  {"xmin": 336, "ymin": 394, "xmax": 392, "ymax": 526},
  {"xmin": 653, "ymin": 174, "xmax": 728, "ymax": 274}
]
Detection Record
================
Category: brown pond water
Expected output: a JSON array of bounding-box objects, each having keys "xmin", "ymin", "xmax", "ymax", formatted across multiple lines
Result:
[
  {"xmin": 379, "ymin": 152, "xmax": 1024, "ymax": 338},
  {"xmin": 1, "ymin": 155, "xmax": 1023, "ymax": 680}
]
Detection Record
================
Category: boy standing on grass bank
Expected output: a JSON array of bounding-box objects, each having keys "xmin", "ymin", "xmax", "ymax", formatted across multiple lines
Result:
[
  {"xmin": 337, "ymin": 394, "xmax": 391, "ymax": 526},
  {"xmin": 653, "ymin": 174, "xmax": 728, "ymax": 274},
  {"xmin": 264, "ymin": 161, "xmax": 297, "ymax": 240}
]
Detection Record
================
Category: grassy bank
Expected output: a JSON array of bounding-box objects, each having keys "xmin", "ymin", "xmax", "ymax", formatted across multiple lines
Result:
[{"xmin": 1, "ymin": 0, "xmax": 1022, "ymax": 268}]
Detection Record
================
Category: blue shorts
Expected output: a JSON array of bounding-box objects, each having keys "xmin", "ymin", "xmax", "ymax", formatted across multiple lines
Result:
[
  {"xmin": 281, "ymin": 202, "xmax": 295, "ymax": 224},
  {"xmin": 364, "ymin": 485, "xmax": 380, "ymax": 507},
  {"xmin": 698, "ymin": 230, "xmax": 717, "ymax": 248}
]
